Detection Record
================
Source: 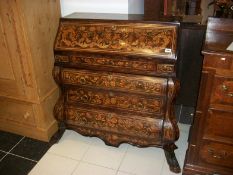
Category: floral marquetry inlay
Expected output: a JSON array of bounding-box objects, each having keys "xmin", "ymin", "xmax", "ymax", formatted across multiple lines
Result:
[
  {"xmin": 62, "ymin": 70, "xmax": 166, "ymax": 95},
  {"xmin": 53, "ymin": 17, "xmax": 181, "ymax": 173},
  {"xmin": 55, "ymin": 22, "xmax": 177, "ymax": 56},
  {"xmin": 66, "ymin": 107, "xmax": 161, "ymax": 139},
  {"xmin": 70, "ymin": 55, "xmax": 155, "ymax": 71},
  {"xmin": 66, "ymin": 88, "xmax": 163, "ymax": 114}
]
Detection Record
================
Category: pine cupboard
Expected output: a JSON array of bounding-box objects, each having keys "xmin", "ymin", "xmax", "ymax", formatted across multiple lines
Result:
[{"xmin": 0, "ymin": 0, "xmax": 60, "ymax": 141}]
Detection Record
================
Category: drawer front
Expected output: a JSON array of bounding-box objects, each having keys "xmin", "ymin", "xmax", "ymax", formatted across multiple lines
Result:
[
  {"xmin": 210, "ymin": 75, "xmax": 233, "ymax": 106},
  {"xmin": 66, "ymin": 87, "xmax": 164, "ymax": 115},
  {"xmin": 55, "ymin": 54, "xmax": 175, "ymax": 76},
  {"xmin": 204, "ymin": 54, "xmax": 233, "ymax": 70},
  {"xmin": 55, "ymin": 21, "xmax": 178, "ymax": 57},
  {"xmin": 65, "ymin": 106, "xmax": 162, "ymax": 140},
  {"xmin": 203, "ymin": 109, "xmax": 233, "ymax": 143},
  {"xmin": 200, "ymin": 141, "xmax": 233, "ymax": 169},
  {"xmin": 62, "ymin": 69, "xmax": 167, "ymax": 96},
  {"xmin": 0, "ymin": 98, "xmax": 35, "ymax": 126}
]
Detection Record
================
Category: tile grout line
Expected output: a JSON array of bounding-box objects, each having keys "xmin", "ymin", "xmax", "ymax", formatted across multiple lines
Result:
[
  {"xmin": 81, "ymin": 160, "xmax": 117, "ymax": 171},
  {"xmin": 8, "ymin": 136, "xmax": 25, "ymax": 153},
  {"xmin": 115, "ymin": 144, "xmax": 130, "ymax": 175},
  {"xmin": 0, "ymin": 136, "xmax": 25, "ymax": 162},
  {"xmin": 48, "ymin": 150, "xmax": 119, "ymax": 172},
  {"xmin": 70, "ymin": 139, "xmax": 93, "ymax": 175},
  {"xmin": 7, "ymin": 152, "xmax": 38, "ymax": 163},
  {"xmin": 70, "ymin": 161, "xmax": 81, "ymax": 175}
]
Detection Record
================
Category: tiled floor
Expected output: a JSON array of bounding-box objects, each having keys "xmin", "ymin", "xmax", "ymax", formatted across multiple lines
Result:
[
  {"xmin": 0, "ymin": 131, "xmax": 52, "ymax": 175},
  {"xmin": 29, "ymin": 123, "xmax": 190, "ymax": 175}
]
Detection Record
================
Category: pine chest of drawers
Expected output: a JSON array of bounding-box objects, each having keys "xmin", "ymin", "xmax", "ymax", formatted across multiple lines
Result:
[
  {"xmin": 183, "ymin": 18, "xmax": 233, "ymax": 175},
  {"xmin": 53, "ymin": 13, "xmax": 180, "ymax": 173}
]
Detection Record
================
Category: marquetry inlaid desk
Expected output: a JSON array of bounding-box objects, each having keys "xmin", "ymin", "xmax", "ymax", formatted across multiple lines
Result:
[{"xmin": 53, "ymin": 13, "xmax": 180, "ymax": 173}]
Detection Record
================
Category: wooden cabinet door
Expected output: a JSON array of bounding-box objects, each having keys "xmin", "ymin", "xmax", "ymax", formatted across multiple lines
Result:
[{"xmin": 0, "ymin": 1, "xmax": 35, "ymax": 101}]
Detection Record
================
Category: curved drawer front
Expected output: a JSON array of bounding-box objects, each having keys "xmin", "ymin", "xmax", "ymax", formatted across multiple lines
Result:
[
  {"xmin": 62, "ymin": 69, "xmax": 167, "ymax": 96},
  {"xmin": 66, "ymin": 87, "xmax": 164, "ymax": 115},
  {"xmin": 54, "ymin": 21, "xmax": 177, "ymax": 57},
  {"xmin": 55, "ymin": 54, "xmax": 175, "ymax": 76},
  {"xmin": 200, "ymin": 141, "xmax": 233, "ymax": 169},
  {"xmin": 210, "ymin": 75, "xmax": 233, "ymax": 106},
  {"xmin": 65, "ymin": 107, "xmax": 162, "ymax": 140}
]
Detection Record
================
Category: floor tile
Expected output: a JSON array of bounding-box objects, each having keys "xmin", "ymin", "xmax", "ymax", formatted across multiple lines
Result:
[
  {"xmin": 29, "ymin": 153, "xmax": 78, "ymax": 175},
  {"xmin": 82, "ymin": 138, "xmax": 128, "ymax": 169},
  {"xmin": 119, "ymin": 145, "xmax": 164, "ymax": 175},
  {"xmin": 0, "ymin": 151, "xmax": 6, "ymax": 160},
  {"xmin": 178, "ymin": 123, "xmax": 190, "ymax": 133},
  {"xmin": 10, "ymin": 137, "xmax": 50, "ymax": 161},
  {"xmin": 0, "ymin": 130, "xmax": 23, "ymax": 152},
  {"xmin": 116, "ymin": 171, "xmax": 135, "ymax": 175},
  {"xmin": 72, "ymin": 162, "xmax": 116, "ymax": 175},
  {"xmin": 48, "ymin": 131, "xmax": 92, "ymax": 161},
  {"xmin": 0, "ymin": 154, "xmax": 36, "ymax": 175}
]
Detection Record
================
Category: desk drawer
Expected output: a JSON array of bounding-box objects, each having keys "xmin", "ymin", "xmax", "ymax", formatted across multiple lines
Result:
[
  {"xmin": 55, "ymin": 54, "xmax": 175, "ymax": 76},
  {"xmin": 203, "ymin": 109, "xmax": 233, "ymax": 143},
  {"xmin": 0, "ymin": 98, "xmax": 35, "ymax": 127},
  {"xmin": 204, "ymin": 54, "xmax": 233, "ymax": 70},
  {"xmin": 200, "ymin": 141, "xmax": 233, "ymax": 169},
  {"xmin": 210, "ymin": 75, "xmax": 233, "ymax": 106},
  {"xmin": 66, "ymin": 87, "xmax": 165, "ymax": 115},
  {"xmin": 65, "ymin": 106, "xmax": 162, "ymax": 140},
  {"xmin": 61, "ymin": 69, "xmax": 167, "ymax": 96}
]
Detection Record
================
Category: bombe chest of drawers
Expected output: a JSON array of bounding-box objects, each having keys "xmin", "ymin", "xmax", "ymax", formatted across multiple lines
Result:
[{"xmin": 53, "ymin": 13, "xmax": 180, "ymax": 173}]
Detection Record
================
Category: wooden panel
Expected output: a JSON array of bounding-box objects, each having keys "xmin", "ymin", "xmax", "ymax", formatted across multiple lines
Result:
[
  {"xmin": 17, "ymin": 0, "xmax": 61, "ymax": 98},
  {"xmin": 0, "ymin": 2, "xmax": 29, "ymax": 99},
  {"xmin": 0, "ymin": 97, "xmax": 35, "ymax": 126},
  {"xmin": 61, "ymin": 69, "xmax": 167, "ymax": 95},
  {"xmin": 54, "ymin": 21, "xmax": 178, "ymax": 57},
  {"xmin": 0, "ymin": 24, "xmax": 15, "ymax": 80},
  {"xmin": 144, "ymin": 0, "xmax": 162, "ymax": 19},
  {"xmin": 203, "ymin": 109, "xmax": 233, "ymax": 143}
]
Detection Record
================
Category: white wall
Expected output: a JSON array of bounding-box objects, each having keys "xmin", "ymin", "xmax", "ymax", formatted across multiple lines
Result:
[
  {"xmin": 60, "ymin": 0, "xmax": 144, "ymax": 17},
  {"xmin": 60, "ymin": 0, "xmax": 128, "ymax": 16}
]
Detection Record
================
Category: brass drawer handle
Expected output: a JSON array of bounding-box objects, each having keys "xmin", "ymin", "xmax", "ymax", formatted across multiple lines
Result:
[
  {"xmin": 108, "ymin": 75, "xmax": 113, "ymax": 80},
  {"xmin": 222, "ymin": 84, "xmax": 233, "ymax": 97},
  {"xmin": 208, "ymin": 149, "xmax": 227, "ymax": 159},
  {"xmin": 222, "ymin": 84, "xmax": 228, "ymax": 91},
  {"xmin": 111, "ymin": 25, "xmax": 117, "ymax": 31}
]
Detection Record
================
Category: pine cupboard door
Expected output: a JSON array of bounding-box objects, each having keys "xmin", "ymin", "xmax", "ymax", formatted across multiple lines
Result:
[{"xmin": 0, "ymin": 1, "xmax": 37, "ymax": 101}]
